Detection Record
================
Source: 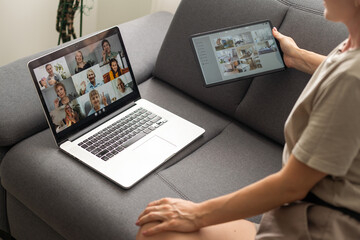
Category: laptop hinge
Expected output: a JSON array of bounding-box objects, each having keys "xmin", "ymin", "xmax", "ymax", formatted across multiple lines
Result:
[{"xmin": 67, "ymin": 101, "xmax": 137, "ymax": 142}]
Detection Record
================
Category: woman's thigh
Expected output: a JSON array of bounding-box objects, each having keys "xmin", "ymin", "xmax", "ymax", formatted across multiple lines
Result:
[{"xmin": 136, "ymin": 219, "xmax": 257, "ymax": 240}]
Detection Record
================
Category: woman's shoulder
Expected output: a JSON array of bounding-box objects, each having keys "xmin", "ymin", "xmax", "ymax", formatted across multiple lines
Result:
[
  {"xmin": 325, "ymin": 43, "xmax": 360, "ymax": 82},
  {"xmin": 341, "ymin": 50, "xmax": 360, "ymax": 77}
]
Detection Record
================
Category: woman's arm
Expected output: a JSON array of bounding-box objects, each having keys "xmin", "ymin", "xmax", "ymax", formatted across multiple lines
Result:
[
  {"xmin": 136, "ymin": 154, "xmax": 326, "ymax": 236},
  {"xmin": 272, "ymin": 28, "xmax": 326, "ymax": 74},
  {"xmin": 197, "ymin": 154, "xmax": 326, "ymax": 227}
]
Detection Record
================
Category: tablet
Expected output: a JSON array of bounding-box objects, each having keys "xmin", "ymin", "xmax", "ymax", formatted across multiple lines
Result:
[{"xmin": 190, "ymin": 20, "xmax": 285, "ymax": 87}]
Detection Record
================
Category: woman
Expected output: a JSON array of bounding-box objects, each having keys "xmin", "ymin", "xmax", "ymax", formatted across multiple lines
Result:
[
  {"xmin": 45, "ymin": 64, "xmax": 62, "ymax": 86},
  {"xmin": 136, "ymin": 0, "xmax": 360, "ymax": 239},
  {"xmin": 74, "ymin": 50, "xmax": 91, "ymax": 74},
  {"xmin": 54, "ymin": 82, "xmax": 75, "ymax": 108},
  {"xmin": 87, "ymin": 89, "xmax": 108, "ymax": 116},
  {"xmin": 109, "ymin": 58, "xmax": 122, "ymax": 80},
  {"xmin": 116, "ymin": 77, "xmax": 132, "ymax": 96},
  {"xmin": 63, "ymin": 104, "xmax": 79, "ymax": 127}
]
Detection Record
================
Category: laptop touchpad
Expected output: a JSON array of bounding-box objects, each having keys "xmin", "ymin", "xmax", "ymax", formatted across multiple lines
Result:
[{"xmin": 133, "ymin": 135, "xmax": 177, "ymax": 162}]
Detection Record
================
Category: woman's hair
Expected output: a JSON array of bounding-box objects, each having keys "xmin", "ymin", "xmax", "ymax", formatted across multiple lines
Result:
[
  {"xmin": 117, "ymin": 78, "xmax": 125, "ymax": 92},
  {"xmin": 45, "ymin": 64, "xmax": 52, "ymax": 70},
  {"xmin": 75, "ymin": 51, "xmax": 84, "ymax": 63},
  {"xmin": 86, "ymin": 69, "xmax": 95, "ymax": 78},
  {"xmin": 109, "ymin": 58, "xmax": 121, "ymax": 77},
  {"xmin": 65, "ymin": 104, "xmax": 72, "ymax": 115},
  {"xmin": 101, "ymin": 39, "xmax": 110, "ymax": 50},
  {"xmin": 54, "ymin": 82, "xmax": 66, "ymax": 97}
]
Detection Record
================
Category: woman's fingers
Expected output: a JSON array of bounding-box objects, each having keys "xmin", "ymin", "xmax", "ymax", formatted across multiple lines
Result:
[
  {"xmin": 140, "ymin": 221, "xmax": 171, "ymax": 236},
  {"xmin": 137, "ymin": 198, "xmax": 173, "ymax": 219},
  {"xmin": 136, "ymin": 198, "xmax": 201, "ymax": 236},
  {"xmin": 137, "ymin": 203, "xmax": 173, "ymax": 225}
]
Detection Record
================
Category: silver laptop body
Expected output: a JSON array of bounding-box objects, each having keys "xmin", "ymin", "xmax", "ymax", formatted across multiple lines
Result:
[{"xmin": 28, "ymin": 26, "xmax": 204, "ymax": 188}]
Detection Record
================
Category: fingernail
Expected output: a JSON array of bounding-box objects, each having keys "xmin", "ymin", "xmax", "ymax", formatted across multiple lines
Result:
[{"xmin": 273, "ymin": 27, "xmax": 277, "ymax": 31}]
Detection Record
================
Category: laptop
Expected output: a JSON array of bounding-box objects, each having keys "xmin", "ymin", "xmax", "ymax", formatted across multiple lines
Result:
[{"xmin": 28, "ymin": 26, "xmax": 205, "ymax": 189}]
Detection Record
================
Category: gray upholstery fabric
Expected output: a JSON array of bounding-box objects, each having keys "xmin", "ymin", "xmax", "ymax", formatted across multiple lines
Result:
[
  {"xmin": 0, "ymin": 180, "xmax": 9, "ymax": 233},
  {"xmin": 0, "ymin": 11, "xmax": 173, "ymax": 148},
  {"xmin": 0, "ymin": 147, "xmax": 9, "ymax": 165},
  {"xmin": 234, "ymin": 70, "xmax": 310, "ymax": 144},
  {"xmin": 1, "ymin": 130, "xmax": 184, "ymax": 240},
  {"xmin": 0, "ymin": 55, "xmax": 49, "ymax": 147},
  {"xmin": 0, "ymin": 147, "xmax": 10, "ymax": 233},
  {"xmin": 153, "ymin": 0, "xmax": 288, "ymax": 117},
  {"xmin": 159, "ymin": 123, "xmax": 282, "ymax": 223},
  {"xmin": 277, "ymin": 0, "xmax": 325, "ymax": 13},
  {"xmin": 120, "ymin": 11, "xmax": 173, "ymax": 84},
  {"xmin": 7, "ymin": 193, "xmax": 65, "ymax": 240}
]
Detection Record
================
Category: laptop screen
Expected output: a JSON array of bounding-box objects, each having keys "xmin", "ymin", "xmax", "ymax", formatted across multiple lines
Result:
[
  {"xmin": 191, "ymin": 20, "xmax": 285, "ymax": 87},
  {"xmin": 28, "ymin": 27, "xmax": 140, "ymax": 144}
]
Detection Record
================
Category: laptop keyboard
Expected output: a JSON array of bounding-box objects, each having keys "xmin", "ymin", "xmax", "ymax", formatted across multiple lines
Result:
[{"xmin": 78, "ymin": 108, "xmax": 167, "ymax": 161}]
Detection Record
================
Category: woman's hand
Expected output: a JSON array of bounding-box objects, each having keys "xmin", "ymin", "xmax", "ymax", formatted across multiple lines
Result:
[
  {"xmin": 101, "ymin": 92, "xmax": 108, "ymax": 106},
  {"xmin": 272, "ymin": 27, "xmax": 326, "ymax": 74},
  {"xmin": 136, "ymin": 198, "xmax": 202, "ymax": 236},
  {"xmin": 54, "ymin": 98, "xmax": 60, "ymax": 108},
  {"xmin": 272, "ymin": 27, "xmax": 301, "ymax": 69},
  {"xmin": 48, "ymin": 78, "xmax": 57, "ymax": 86}
]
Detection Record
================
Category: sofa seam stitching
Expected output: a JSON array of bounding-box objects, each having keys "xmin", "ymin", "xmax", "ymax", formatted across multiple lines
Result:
[
  {"xmin": 156, "ymin": 172, "xmax": 191, "ymax": 200},
  {"xmin": 275, "ymin": 0, "xmax": 324, "ymax": 16},
  {"xmin": 155, "ymin": 120, "xmax": 234, "ymax": 201},
  {"xmin": 233, "ymin": 6, "xmax": 289, "ymax": 116},
  {"xmin": 278, "ymin": 5, "xmax": 290, "ymax": 29}
]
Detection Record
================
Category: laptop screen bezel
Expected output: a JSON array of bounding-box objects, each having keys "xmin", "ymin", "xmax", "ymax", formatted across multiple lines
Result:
[{"xmin": 28, "ymin": 26, "xmax": 141, "ymax": 145}]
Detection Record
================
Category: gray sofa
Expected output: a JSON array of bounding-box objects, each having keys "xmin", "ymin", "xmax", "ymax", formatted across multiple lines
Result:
[{"xmin": 0, "ymin": 0, "xmax": 348, "ymax": 239}]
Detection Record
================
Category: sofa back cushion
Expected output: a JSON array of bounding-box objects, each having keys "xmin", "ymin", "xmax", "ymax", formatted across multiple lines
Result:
[
  {"xmin": 153, "ymin": 0, "xmax": 348, "ymax": 144},
  {"xmin": 0, "ymin": 54, "xmax": 49, "ymax": 147}
]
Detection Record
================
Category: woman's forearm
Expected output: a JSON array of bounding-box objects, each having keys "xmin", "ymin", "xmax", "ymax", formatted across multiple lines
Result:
[
  {"xmin": 272, "ymin": 28, "xmax": 326, "ymax": 75},
  {"xmin": 135, "ymin": 156, "xmax": 326, "ymax": 236},
  {"xmin": 197, "ymin": 155, "xmax": 326, "ymax": 228},
  {"xmin": 197, "ymin": 173, "xmax": 298, "ymax": 228},
  {"xmin": 295, "ymin": 48, "xmax": 326, "ymax": 75}
]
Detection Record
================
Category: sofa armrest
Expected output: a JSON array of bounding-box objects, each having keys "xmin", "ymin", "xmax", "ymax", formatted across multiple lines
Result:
[{"xmin": 0, "ymin": 11, "xmax": 173, "ymax": 147}]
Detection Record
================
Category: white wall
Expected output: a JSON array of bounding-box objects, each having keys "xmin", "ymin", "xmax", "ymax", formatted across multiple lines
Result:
[
  {"xmin": 0, "ymin": 0, "xmax": 180, "ymax": 67},
  {"xmin": 151, "ymin": 0, "xmax": 181, "ymax": 13},
  {"xmin": 0, "ymin": 0, "xmax": 98, "ymax": 67},
  {"xmin": 97, "ymin": 0, "xmax": 152, "ymax": 30}
]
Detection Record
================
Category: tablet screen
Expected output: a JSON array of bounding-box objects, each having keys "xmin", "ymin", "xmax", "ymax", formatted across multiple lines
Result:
[{"xmin": 191, "ymin": 20, "xmax": 285, "ymax": 87}]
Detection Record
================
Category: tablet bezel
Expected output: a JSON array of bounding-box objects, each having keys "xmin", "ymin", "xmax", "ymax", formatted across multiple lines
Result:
[{"xmin": 190, "ymin": 20, "xmax": 286, "ymax": 87}]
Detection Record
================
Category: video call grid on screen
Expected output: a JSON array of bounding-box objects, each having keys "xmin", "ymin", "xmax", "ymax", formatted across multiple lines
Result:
[
  {"xmin": 191, "ymin": 20, "xmax": 285, "ymax": 87},
  {"xmin": 31, "ymin": 31, "xmax": 135, "ymax": 135}
]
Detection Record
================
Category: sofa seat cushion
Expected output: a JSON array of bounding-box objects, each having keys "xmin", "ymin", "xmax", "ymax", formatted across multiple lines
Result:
[
  {"xmin": 158, "ymin": 122, "xmax": 283, "ymax": 223},
  {"xmin": 7, "ymin": 193, "xmax": 66, "ymax": 240},
  {"xmin": 1, "ymin": 130, "xmax": 186, "ymax": 240}
]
